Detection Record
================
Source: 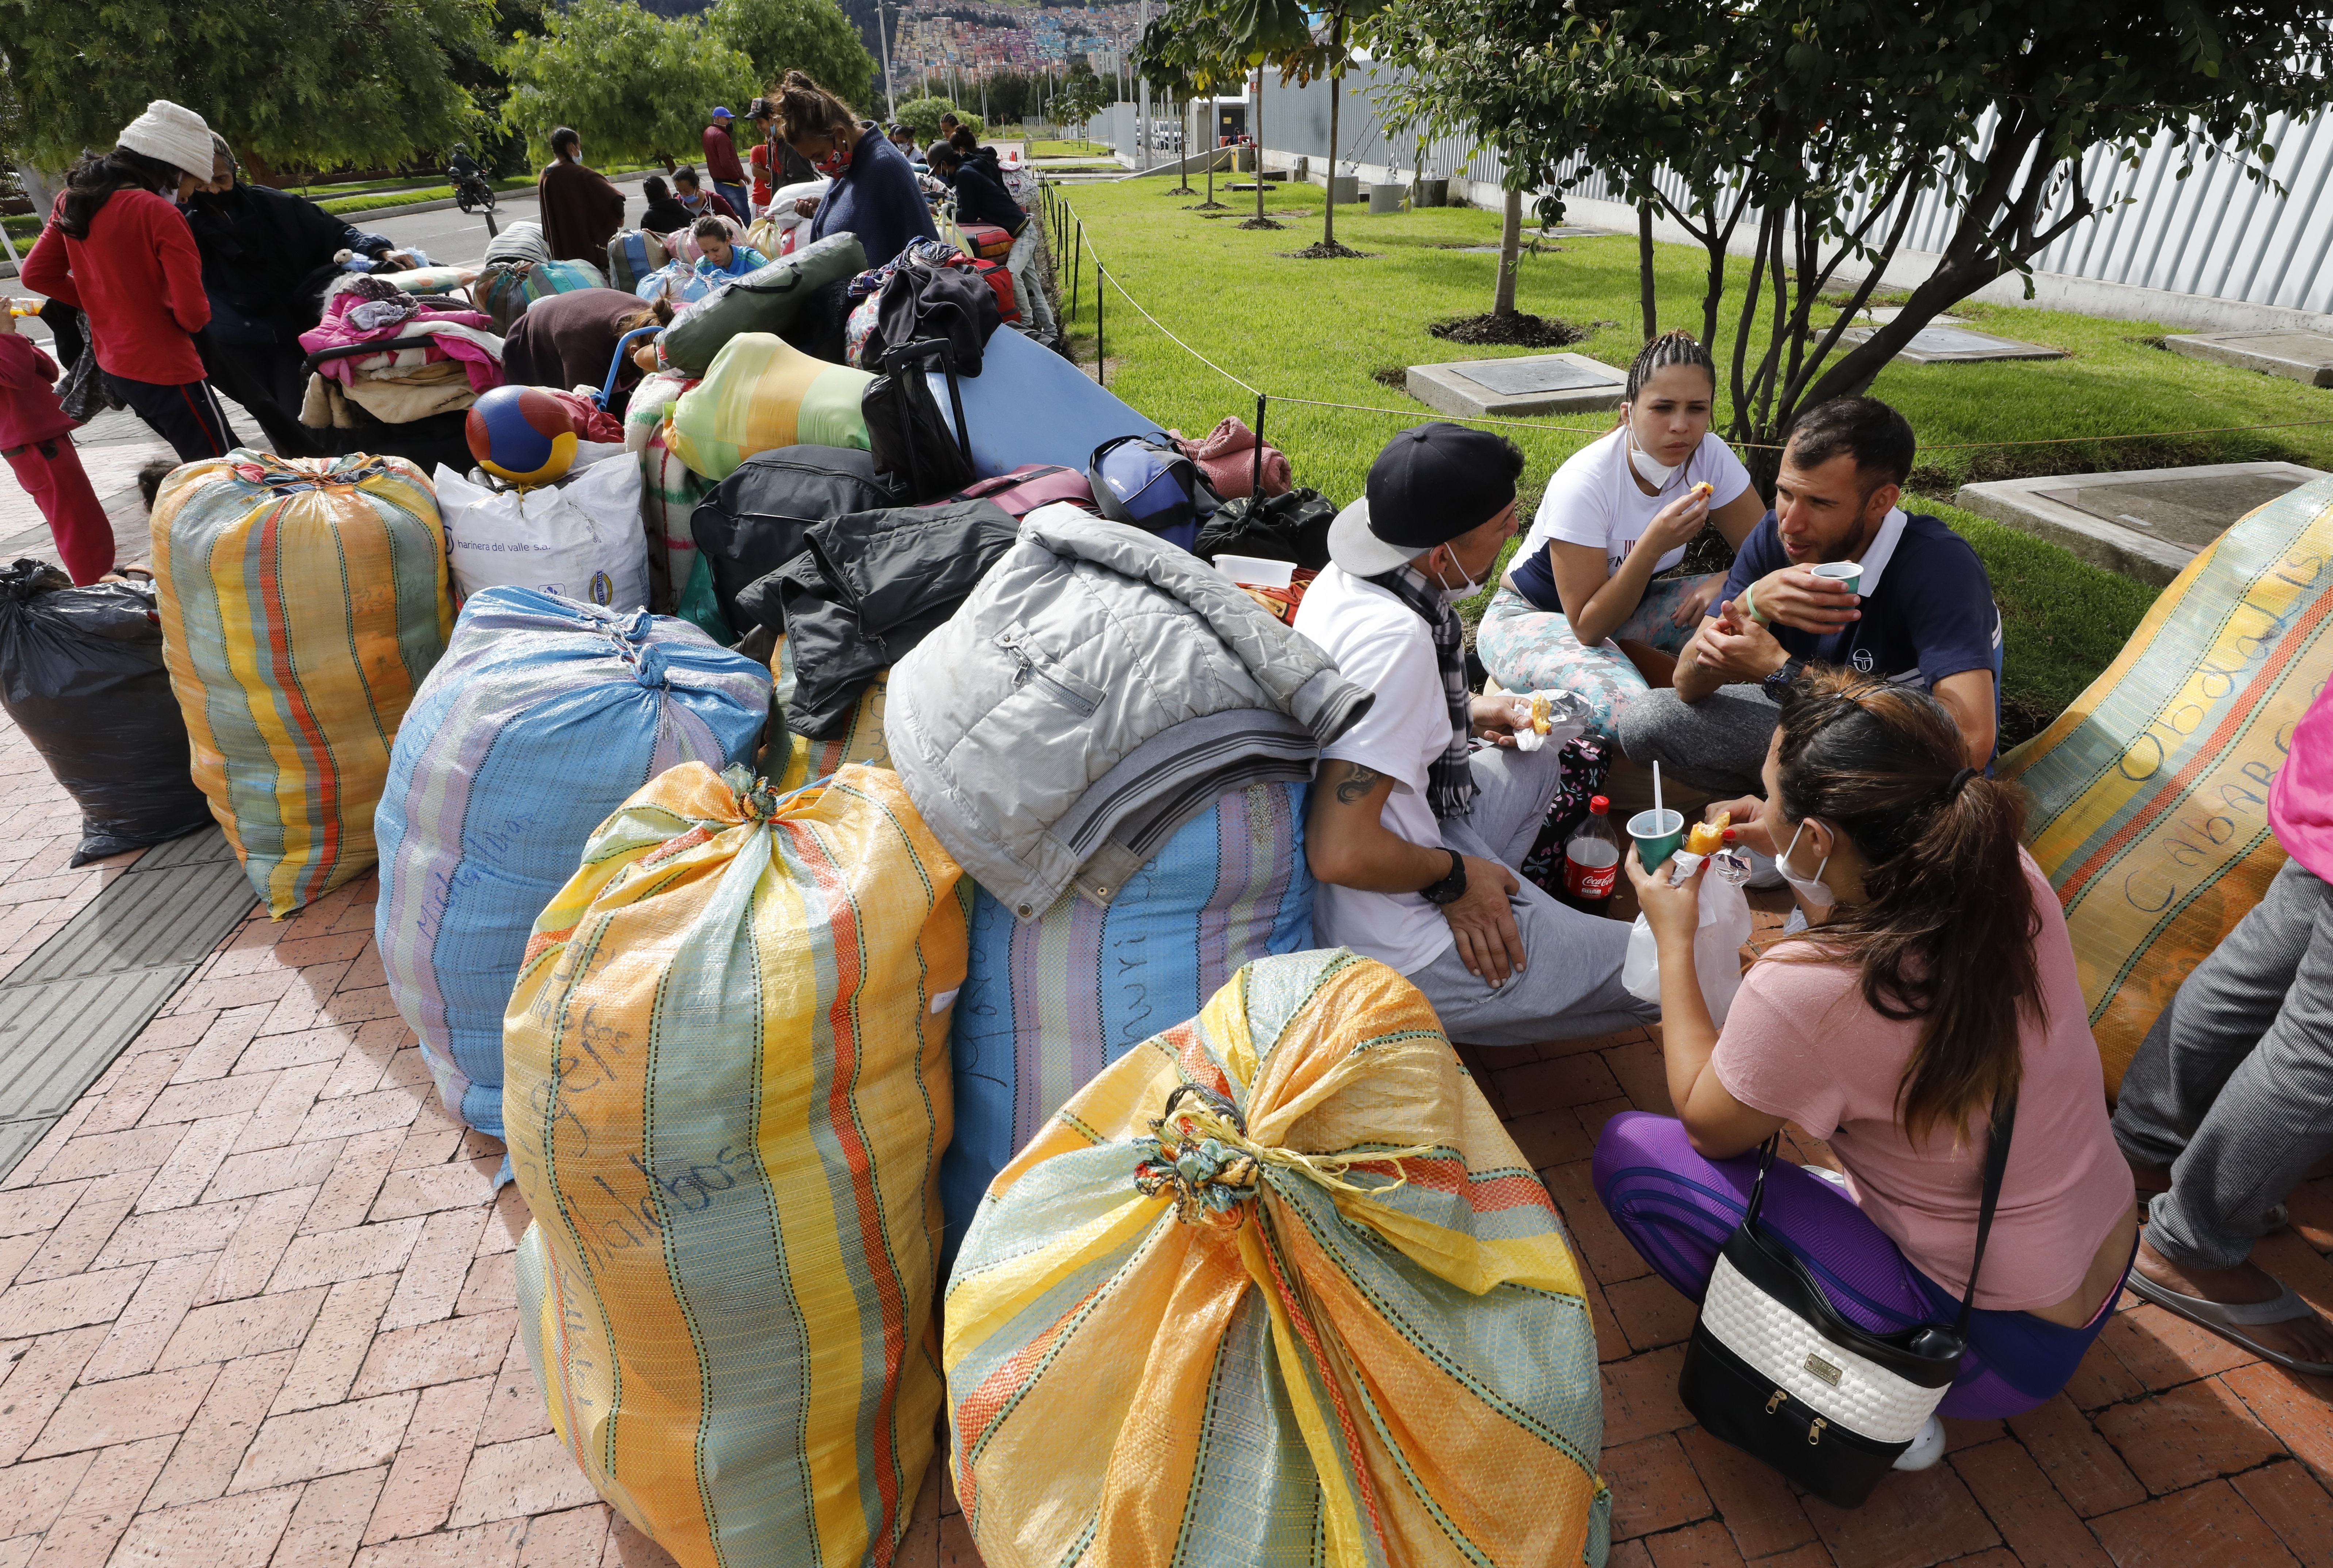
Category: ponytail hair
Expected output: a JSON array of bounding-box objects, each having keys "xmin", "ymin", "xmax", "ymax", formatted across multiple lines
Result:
[
  {"xmin": 58, "ymin": 147, "xmax": 183, "ymax": 239},
  {"xmin": 772, "ymin": 70, "xmax": 857, "ymax": 146},
  {"xmin": 1771, "ymin": 669, "xmax": 2038, "ymax": 1146}
]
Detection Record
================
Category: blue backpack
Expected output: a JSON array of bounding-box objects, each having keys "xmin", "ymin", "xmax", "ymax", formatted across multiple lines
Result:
[{"xmin": 1088, "ymin": 434, "xmax": 1221, "ymax": 551}]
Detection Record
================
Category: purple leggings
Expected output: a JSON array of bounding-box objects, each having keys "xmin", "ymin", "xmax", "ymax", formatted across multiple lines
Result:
[{"xmin": 1591, "ymin": 1111, "xmax": 2125, "ymax": 1420}]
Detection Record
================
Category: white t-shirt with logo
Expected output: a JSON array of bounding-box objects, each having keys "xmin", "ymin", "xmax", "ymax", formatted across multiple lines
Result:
[
  {"xmin": 1520, "ymin": 427, "xmax": 1754, "ymax": 582},
  {"xmin": 1289, "ymin": 564, "xmax": 1458, "ymax": 976}
]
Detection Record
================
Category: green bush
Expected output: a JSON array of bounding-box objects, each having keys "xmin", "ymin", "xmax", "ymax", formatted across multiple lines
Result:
[{"xmin": 891, "ymin": 95, "xmax": 983, "ymax": 145}]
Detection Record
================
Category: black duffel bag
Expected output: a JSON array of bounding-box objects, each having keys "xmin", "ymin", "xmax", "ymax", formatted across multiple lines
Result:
[
  {"xmin": 688, "ymin": 446, "xmax": 900, "ymax": 636},
  {"xmin": 0, "ymin": 559, "xmax": 214, "ymax": 865}
]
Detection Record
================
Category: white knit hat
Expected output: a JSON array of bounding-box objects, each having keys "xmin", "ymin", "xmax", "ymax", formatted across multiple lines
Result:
[{"xmin": 116, "ymin": 99, "xmax": 217, "ymax": 183}]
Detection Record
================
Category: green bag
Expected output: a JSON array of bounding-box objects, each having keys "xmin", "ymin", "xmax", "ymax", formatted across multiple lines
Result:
[{"xmin": 659, "ymin": 233, "xmax": 869, "ymax": 374}]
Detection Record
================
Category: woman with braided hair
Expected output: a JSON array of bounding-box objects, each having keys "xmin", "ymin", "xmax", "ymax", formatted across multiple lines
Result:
[
  {"xmin": 1594, "ymin": 670, "xmax": 2136, "ymax": 1467},
  {"xmin": 1478, "ymin": 329, "xmax": 1765, "ymax": 739}
]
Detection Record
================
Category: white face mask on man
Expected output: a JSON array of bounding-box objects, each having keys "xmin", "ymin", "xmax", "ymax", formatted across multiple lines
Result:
[
  {"xmin": 1777, "ymin": 818, "xmax": 1838, "ymax": 909},
  {"xmin": 1429, "ymin": 549, "xmax": 1485, "ymax": 609}
]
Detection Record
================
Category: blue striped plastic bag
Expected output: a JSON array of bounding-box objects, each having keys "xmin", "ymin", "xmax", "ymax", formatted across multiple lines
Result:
[
  {"xmin": 939, "ymin": 780, "xmax": 1314, "ymax": 1257},
  {"xmin": 375, "ymin": 589, "xmax": 769, "ymax": 1134}
]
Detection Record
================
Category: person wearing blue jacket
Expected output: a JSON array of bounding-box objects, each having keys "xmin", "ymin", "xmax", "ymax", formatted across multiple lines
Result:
[
  {"xmin": 688, "ymin": 216, "xmax": 767, "ymax": 280},
  {"xmin": 773, "ymin": 69, "xmax": 939, "ymax": 269}
]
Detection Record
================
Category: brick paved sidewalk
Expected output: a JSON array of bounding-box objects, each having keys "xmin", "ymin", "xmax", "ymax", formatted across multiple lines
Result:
[{"xmin": 1, "ymin": 691, "xmax": 2330, "ymax": 1564}]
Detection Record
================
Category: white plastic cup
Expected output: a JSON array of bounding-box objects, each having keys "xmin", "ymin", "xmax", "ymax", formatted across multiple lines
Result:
[{"xmin": 1810, "ymin": 560, "xmax": 1864, "ymax": 595}]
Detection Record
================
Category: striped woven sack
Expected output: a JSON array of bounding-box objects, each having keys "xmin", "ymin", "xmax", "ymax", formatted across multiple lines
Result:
[
  {"xmin": 937, "ymin": 780, "xmax": 1314, "ymax": 1260},
  {"xmin": 945, "ymin": 947, "xmax": 1611, "ymax": 1568},
  {"xmin": 666, "ymin": 331, "xmax": 872, "ymax": 481},
  {"xmin": 771, "ymin": 664, "xmax": 892, "ymax": 790},
  {"xmin": 506, "ymin": 761, "xmax": 963, "ymax": 1568},
  {"xmin": 2002, "ymin": 474, "xmax": 2333, "ymax": 1094},
  {"xmin": 151, "ymin": 452, "xmax": 452, "ymax": 917},
  {"xmin": 605, "ymin": 229, "xmax": 670, "ymax": 294},
  {"xmin": 638, "ymin": 417, "xmax": 709, "ymax": 617},
  {"xmin": 375, "ymin": 590, "xmax": 770, "ymax": 1136}
]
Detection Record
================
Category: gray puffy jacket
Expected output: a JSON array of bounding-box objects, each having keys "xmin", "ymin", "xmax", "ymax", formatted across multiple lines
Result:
[{"xmin": 885, "ymin": 507, "xmax": 1372, "ymax": 919}]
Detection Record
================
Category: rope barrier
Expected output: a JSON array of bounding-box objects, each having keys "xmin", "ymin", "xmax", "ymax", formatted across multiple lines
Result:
[{"xmin": 1041, "ymin": 183, "xmax": 2333, "ymax": 458}]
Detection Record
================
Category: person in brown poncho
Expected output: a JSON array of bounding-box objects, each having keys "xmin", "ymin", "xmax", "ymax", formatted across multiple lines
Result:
[{"xmin": 536, "ymin": 126, "xmax": 624, "ymax": 263}]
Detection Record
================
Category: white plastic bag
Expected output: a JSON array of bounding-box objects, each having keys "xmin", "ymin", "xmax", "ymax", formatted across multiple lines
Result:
[
  {"xmin": 1510, "ymin": 688, "xmax": 1591, "ymax": 752},
  {"xmin": 434, "ymin": 454, "xmax": 650, "ymax": 611},
  {"xmin": 1621, "ymin": 849, "xmax": 1756, "ymax": 1024},
  {"xmin": 766, "ymin": 177, "xmax": 831, "ymax": 231}
]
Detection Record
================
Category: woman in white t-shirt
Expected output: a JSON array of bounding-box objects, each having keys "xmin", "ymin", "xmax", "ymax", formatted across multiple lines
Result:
[{"xmin": 1478, "ymin": 331, "xmax": 1766, "ymax": 739}]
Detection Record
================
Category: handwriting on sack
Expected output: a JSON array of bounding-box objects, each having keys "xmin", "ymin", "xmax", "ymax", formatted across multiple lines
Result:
[
  {"xmin": 512, "ymin": 998, "xmax": 767, "ymax": 1269},
  {"xmin": 2110, "ymin": 541, "xmax": 2322, "ymax": 917}
]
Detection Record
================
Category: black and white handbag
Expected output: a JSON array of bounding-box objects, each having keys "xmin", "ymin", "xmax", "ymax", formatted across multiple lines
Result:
[{"xmin": 1677, "ymin": 1093, "xmax": 2016, "ymax": 1509}]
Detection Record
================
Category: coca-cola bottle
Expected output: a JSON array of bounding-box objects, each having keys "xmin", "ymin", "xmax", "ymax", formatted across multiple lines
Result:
[{"xmin": 1561, "ymin": 795, "xmax": 1621, "ymax": 916}]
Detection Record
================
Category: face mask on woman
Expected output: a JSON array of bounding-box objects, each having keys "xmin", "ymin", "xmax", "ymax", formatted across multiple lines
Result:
[
  {"xmin": 1625, "ymin": 412, "xmax": 1681, "ymax": 490},
  {"xmin": 813, "ymin": 138, "xmax": 854, "ymax": 178},
  {"xmin": 1776, "ymin": 818, "xmax": 1838, "ymax": 909}
]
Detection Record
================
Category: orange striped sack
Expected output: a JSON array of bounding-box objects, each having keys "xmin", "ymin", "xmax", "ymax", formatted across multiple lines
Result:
[
  {"xmin": 505, "ymin": 761, "xmax": 963, "ymax": 1568},
  {"xmin": 2003, "ymin": 474, "xmax": 2333, "ymax": 1093},
  {"xmin": 945, "ymin": 947, "xmax": 1611, "ymax": 1568},
  {"xmin": 150, "ymin": 453, "xmax": 452, "ymax": 916}
]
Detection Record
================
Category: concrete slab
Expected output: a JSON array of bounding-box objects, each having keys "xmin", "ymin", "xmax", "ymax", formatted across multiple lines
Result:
[
  {"xmin": 1858, "ymin": 307, "xmax": 1966, "ymax": 327},
  {"xmin": 1836, "ymin": 323, "xmax": 2067, "ymax": 363},
  {"xmin": 2164, "ymin": 329, "xmax": 2333, "ymax": 387},
  {"xmin": 1406, "ymin": 353, "xmax": 1628, "ymax": 417},
  {"xmin": 1953, "ymin": 460, "xmax": 2330, "ymax": 585}
]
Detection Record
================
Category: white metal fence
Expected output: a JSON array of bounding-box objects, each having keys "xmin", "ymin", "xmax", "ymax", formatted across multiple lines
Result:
[{"xmin": 1217, "ymin": 62, "xmax": 2333, "ymax": 322}]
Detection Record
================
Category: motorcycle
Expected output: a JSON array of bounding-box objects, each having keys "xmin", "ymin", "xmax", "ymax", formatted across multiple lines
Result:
[{"xmin": 447, "ymin": 147, "xmax": 499, "ymax": 239}]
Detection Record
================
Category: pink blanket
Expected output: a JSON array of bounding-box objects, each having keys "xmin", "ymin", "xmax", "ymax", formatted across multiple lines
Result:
[{"xmin": 299, "ymin": 293, "xmax": 506, "ymax": 394}]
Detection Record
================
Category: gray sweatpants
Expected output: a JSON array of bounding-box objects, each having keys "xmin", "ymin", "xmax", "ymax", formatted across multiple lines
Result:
[
  {"xmin": 1407, "ymin": 740, "xmax": 1659, "ymax": 1047},
  {"xmin": 1616, "ymin": 684, "xmax": 1778, "ymax": 797},
  {"xmin": 2112, "ymin": 857, "xmax": 2333, "ymax": 1270}
]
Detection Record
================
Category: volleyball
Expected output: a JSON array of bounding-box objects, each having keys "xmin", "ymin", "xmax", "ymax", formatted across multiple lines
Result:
[{"xmin": 466, "ymin": 385, "xmax": 577, "ymax": 485}]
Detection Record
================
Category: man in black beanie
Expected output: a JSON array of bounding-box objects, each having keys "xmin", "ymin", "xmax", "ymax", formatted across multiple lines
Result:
[{"xmin": 1293, "ymin": 422, "xmax": 1655, "ymax": 1045}]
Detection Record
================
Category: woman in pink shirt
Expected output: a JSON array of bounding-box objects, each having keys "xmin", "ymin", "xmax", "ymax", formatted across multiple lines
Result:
[
  {"xmin": 1593, "ymin": 670, "xmax": 2136, "ymax": 1471},
  {"xmin": 2111, "ymin": 678, "xmax": 2333, "ymax": 1374}
]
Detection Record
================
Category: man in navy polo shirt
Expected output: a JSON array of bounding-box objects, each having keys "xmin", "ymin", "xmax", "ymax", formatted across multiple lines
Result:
[{"xmin": 1617, "ymin": 396, "xmax": 2000, "ymax": 797}]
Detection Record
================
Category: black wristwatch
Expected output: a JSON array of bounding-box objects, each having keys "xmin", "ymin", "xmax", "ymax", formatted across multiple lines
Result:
[
  {"xmin": 1420, "ymin": 849, "xmax": 1468, "ymax": 906},
  {"xmin": 1763, "ymin": 656, "xmax": 1807, "ymax": 704}
]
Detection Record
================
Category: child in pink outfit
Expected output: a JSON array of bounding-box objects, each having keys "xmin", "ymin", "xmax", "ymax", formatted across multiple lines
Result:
[{"xmin": 0, "ymin": 306, "xmax": 113, "ymax": 584}]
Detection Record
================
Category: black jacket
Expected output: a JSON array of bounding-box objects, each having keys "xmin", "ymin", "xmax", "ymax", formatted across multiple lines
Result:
[
  {"xmin": 639, "ymin": 195, "xmax": 694, "ymax": 233},
  {"xmin": 947, "ymin": 162, "xmax": 1024, "ymax": 236},
  {"xmin": 184, "ymin": 181, "xmax": 380, "ymax": 336},
  {"xmin": 873, "ymin": 250, "xmax": 1001, "ymax": 377},
  {"xmin": 734, "ymin": 499, "xmax": 1019, "ymax": 738}
]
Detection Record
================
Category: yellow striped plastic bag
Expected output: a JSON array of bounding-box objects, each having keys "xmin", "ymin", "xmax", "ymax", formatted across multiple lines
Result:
[
  {"xmin": 2002, "ymin": 475, "xmax": 2333, "ymax": 1094},
  {"xmin": 505, "ymin": 760, "xmax": 962, "ymax": 1568},
  {"xmin": 945, "ymin": 947, "xmax": 1610, "ymax": 1568},
  {"xmin": 151, "ymin": 452, "xmax": 452, "ymax": 916},
  {"xmin": 665, "ymin": 331, "xmax": 873, "ymax": 481},
  {"xmin": 768, "ymin": 639, "xmax": 891, "ymax": 789}
]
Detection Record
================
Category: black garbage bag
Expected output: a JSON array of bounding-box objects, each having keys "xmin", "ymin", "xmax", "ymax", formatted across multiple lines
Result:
[
  {"xmin": 0, "ymin": 559, "xmax": 214, "ymax": 866},
  {"xmin": 1192, "ymin": 487, "xmax": 1337, "ymax": 569}
]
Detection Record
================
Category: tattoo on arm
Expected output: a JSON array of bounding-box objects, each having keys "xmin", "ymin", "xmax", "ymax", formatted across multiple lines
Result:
[{"xmin": 1333, "ymin": 764, "xmax": 1383, "ymax": 805}]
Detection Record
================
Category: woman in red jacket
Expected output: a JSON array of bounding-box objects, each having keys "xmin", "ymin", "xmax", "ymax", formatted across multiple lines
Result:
[{"xmin": 22, "ymin": 100, "xmax": 241, "ymax": 463}]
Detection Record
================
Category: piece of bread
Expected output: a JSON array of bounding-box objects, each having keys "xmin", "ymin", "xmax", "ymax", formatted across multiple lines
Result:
[
  {"xmin": 1686, "ymin": 809, "xmax": 1731, "ymax": 856},
  {"xmin": 1530, "ymin": 692, "xmax": 1552, "ymax": 735}
]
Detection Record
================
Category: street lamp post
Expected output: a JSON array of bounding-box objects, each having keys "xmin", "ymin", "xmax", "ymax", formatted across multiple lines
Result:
[{"xmin": 875, "ymin": 1, "xmax": 897, "ymax": 117}]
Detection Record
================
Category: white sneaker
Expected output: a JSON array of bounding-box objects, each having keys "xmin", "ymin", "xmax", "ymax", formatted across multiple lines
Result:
[
  {"xmin": 1893, "ymin": 1415, "xmax": 1947, "ymax": 1471},
  {"xmin": 1782, "ymin": 907, "xmax": 1809, "ymax": 936},
  {"xmin": 1803, "ymin": 1164, "xmax": 1850, "ymax": 1191}
]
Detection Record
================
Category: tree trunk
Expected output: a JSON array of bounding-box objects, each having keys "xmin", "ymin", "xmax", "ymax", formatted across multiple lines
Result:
[
  {"xmin": 1638, "ymin": 199, "xmax": 1658, "ymax": 341},
  {"xmin": 1324, "ymin": 74, "xmax": 1340, "ymax": 249},
  {"xmin": 1493, "ymin": 187, "xmax": 1522, "ymax": 318}
]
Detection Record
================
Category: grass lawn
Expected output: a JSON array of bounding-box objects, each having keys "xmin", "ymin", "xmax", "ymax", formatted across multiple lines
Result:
[
  {"xmin": 1037, "ymin": 178, "xmax": 2301, "ymax": 736},
  {"xmin": 1031, "ymin": 139, "xmax": 1112, "ymax": 157}
]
